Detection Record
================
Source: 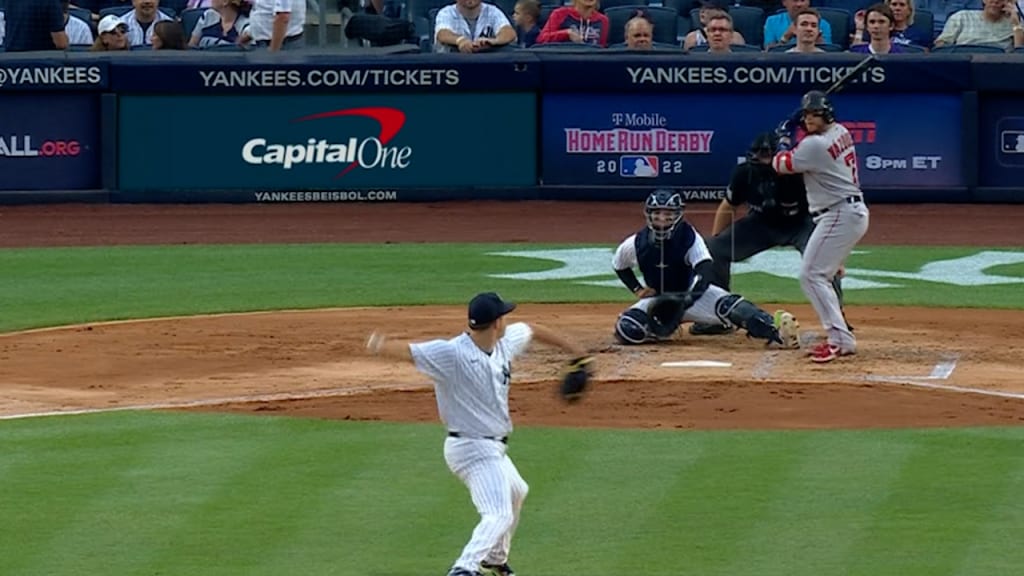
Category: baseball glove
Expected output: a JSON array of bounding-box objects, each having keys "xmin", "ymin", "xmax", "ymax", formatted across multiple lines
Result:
[{"xmin": 559, "ymin": 355, "xmax": 595, "ymax": 403}]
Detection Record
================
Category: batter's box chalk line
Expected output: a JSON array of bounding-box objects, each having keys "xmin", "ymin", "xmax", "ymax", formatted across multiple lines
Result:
[{"xmin": 861, "ymin": 353, "xmax": 1024, "ymax": 399}]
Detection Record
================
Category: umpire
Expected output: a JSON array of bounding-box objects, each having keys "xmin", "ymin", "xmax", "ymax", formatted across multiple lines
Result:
[{"xmin": 691, "ymin": 131, "xmax": 847, "ymax": 335}]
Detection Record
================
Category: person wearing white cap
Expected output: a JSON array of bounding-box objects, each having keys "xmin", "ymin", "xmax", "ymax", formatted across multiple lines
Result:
[{"xmin": 91, "ymin": 14, "xmax": 130, "ymax": 50}]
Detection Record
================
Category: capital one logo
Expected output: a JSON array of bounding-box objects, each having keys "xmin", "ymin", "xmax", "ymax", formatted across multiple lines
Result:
[{"xmin": 241, "ymin": 107, "xmax": 412, "ymax": 178}]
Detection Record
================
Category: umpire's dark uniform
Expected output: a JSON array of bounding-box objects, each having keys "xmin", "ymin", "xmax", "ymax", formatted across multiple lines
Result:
[{"xmin": 706, "ymin": 157, "xmax": 812, "ymax": 291}]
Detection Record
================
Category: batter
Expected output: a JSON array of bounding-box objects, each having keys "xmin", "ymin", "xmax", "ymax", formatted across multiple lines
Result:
[
  {"xmin": 365, "ymin": 292, "xmax": 588, "ymax": 576},
  {"xmin": 773, "ymin": 90, "xmax": 871, "ymax": 363}
]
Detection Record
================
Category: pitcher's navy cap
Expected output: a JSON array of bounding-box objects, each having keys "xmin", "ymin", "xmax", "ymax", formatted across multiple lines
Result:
[{"xmin": 468, "ymin": 292, "xmax": 516, "ymax": 328}]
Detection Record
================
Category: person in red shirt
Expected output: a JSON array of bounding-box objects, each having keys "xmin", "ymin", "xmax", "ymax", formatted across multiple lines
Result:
[{"xmin": 537, "ymin": 0, "xmax": 609, "ymax": 46}]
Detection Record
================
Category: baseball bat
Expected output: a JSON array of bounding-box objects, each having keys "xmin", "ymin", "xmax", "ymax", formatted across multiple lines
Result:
[{"xmin": 823, "ymin": 54, "xmax": 877, "ymax": 96}]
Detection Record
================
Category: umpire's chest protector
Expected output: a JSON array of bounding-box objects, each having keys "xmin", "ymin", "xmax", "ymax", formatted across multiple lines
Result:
[{"xmin": 634, "ymin": 226, "xmax": 697, "ymax": 293}]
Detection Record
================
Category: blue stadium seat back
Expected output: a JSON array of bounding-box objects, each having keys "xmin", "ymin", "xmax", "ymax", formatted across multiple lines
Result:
[
  {"xmin": 676, "ymin": 14, "xmax": 691, "ymax": 37},
  {"xmin": 492, "ymin": 0, "xmax": 517, "ymax": 19},
  {"xmin": 407, "ymin": 0, "xmax": 452, "ymax": 20},
  {"xmin": 932, "ymin": 43, "xmax": 1007, "ymax": 54},
  {"xmin": 600, "ymin": 0, "xmax": 651, "ymax": 9},
  {"xmin": 689, "ymin": 42, "xmax": 762, "ymax": 51},
  {"xmin": 181, "ymin": 8, "xmax": 206, "ymax": 36},
  {"xmin": 819, "ymin": 41, "xmax": 842, "ymax": 51},
  {"xmin": 539, "ymin": 0, "xmax": 562, "ymax": 6},
  {"xmin": 814, "ymin": 0, "xmax": 870, "ymax": 12},
  {"xmin": 607, "ymin": 40, "xmax": 682, "ymax": 49},
  {"xmin": 605, "ymin": 6, "xmax": 679, "ymax": 45},
  {"xmin": 161, "ymin": 0, "xmax": 189, "ymax": 14},
  {"xmin": 912, "ymin": 9, "xmax": 933, "ymax": 39},
  {"xmin": 68, "ymin": 44, "xmax": 94, "ymax": 51},
  {"xmin": 159, "ymin": 6, "xmax": 177, "ymax": 18},
  {"xmin": 729, "ymin": 5, "xmax": 765, "ymax": 47},
  {"xmin": 99, "ymin": 6, "xmax": 132, "ymax": 18},
  {"xmin": 540, "ymin": 5, "xmax": 556, "ymax": 26},
  {"xmin": 70, "ymin": 7, "xmax": 94, "ymax": 25},
  {"xmin": 899, "ymin": 42, "xmax": 926, "ymax": 53},
  {"xmin": 1016, "ymin": 46, "xmax": 1024, "ymax": 53},
  {"xmin": 816, "ymin": 6, "xmax": 850, "ymax": 48}
]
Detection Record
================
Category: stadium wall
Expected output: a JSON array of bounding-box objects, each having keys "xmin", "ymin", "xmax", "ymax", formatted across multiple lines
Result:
[{"xmin": 1, "ymin": 51, "xmax": 1023, "ymax": 204}]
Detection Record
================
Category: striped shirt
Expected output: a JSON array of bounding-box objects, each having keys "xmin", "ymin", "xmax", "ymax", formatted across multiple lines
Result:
[
  {"xmin": 935, "ymin": 10, "xmax": 1015, "ymax": 49},
  {"xmin": 410, "ymin": 322, "xmax": 533, "ymax": 438}
]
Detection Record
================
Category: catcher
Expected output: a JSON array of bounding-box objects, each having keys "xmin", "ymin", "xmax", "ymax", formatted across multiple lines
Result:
[
  {"xmin": 365, "ymin": 291, "xmax": 593, "ymax": 576},
  {"xmin": 612, "ymin": 189, "xmax": 800, "ymax": 348}
]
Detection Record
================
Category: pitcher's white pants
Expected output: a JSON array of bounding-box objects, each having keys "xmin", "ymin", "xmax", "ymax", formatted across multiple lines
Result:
[{"xmin": 445, "ymin": 436, "xmax": 529, "ymax": 572}]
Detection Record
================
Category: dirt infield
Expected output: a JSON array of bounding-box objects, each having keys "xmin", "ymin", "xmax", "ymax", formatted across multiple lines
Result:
[{"xmin": 1, "ymin": 202, "xmax": 1023, "ymax": 429}]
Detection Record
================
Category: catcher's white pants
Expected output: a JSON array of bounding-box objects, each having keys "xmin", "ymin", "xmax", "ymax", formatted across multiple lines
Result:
[
  {"xmin": 629, "ymin": 284, "xmax": 732, "ymax": 325},
  {"xmin": 445, "ymin": 436, "xmax": 529, "ymax": 572}
]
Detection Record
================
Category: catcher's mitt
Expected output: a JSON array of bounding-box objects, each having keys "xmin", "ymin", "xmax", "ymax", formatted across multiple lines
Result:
[{"xmin": 559, "ymin": 356, "xmax": 594, "ymax": 403}]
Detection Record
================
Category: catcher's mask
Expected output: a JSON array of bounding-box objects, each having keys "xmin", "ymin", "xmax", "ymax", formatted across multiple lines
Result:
[
  {"xmin": 644, "ymin": 189, "xmax": 685, "ymax": 242},
  {"xmin": 747, "ymin": 132, "xmax": 779, "ymax": 163},
  {"xmin": 801, "ymin": 90, "xmax": 836, "ymax": 124}
]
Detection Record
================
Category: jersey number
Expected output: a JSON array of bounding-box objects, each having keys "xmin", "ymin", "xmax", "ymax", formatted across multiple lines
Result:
[{"xmin": 844, "ymin": 151, "xmax": 859, "ymax": 185}]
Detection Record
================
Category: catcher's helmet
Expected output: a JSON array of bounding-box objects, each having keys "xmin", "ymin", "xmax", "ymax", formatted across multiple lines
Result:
[
  {"xmin": 801, "ymin": 90, "xmax": 836, "ymax": 123},
  {"xmin": 748, "ymin": 132, "xmax": 779, "ymax": 161},
  {"xmin": 644, "ymin": 189, "xmax": 685, "ymax": 241}
]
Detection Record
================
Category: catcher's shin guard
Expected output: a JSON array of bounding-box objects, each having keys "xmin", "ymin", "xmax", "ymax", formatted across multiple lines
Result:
[
  {"xmin": 614, "ymin": 308, "xmax": 654, "ymax": 345},
  {"xmin": 715, "ymin": 295, "xmax": 782, "ymax": 345}
]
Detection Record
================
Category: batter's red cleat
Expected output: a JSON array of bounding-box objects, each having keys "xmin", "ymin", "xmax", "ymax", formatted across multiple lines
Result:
[{"xmin": 809, "ymin": 343, "xmax": 854, "ymax": 363}]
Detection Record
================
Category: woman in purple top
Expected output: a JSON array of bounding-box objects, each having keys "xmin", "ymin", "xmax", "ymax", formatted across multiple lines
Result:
[{"xmin": 849, "ymin": 3, "xmax": 906, "ymax": 53}]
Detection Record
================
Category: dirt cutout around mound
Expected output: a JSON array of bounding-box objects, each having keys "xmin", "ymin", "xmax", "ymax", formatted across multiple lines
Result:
[{"xmin": 0, "ymin": 202, "xmax": 1022, "ymax": 430}]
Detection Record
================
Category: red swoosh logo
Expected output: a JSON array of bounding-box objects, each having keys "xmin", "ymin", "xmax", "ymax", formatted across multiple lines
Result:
[{"xmin": 292, "ymin": 107, "xmax": 406, "ymax": 178}]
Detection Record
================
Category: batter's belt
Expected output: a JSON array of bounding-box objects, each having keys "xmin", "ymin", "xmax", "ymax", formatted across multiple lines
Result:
[{"xmin": 810, "ymin": 195, "xmax": 863, "ymax": 219}]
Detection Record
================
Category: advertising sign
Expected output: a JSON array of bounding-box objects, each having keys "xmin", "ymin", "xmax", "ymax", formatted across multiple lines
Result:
[
  {"xmin": 979, "ymin": 95, "xmax": 1024, "ymax": 187},
  {"xmin": 118, "ymin": 94, "xmax": 536, "ymax": 191},
  {"xmin": 0, "ymin": 94, "xmax": 100, "ymax": 190},
  {"xmin": 541, "ymin": 93, "xmax": 963, "ymax": 191}
]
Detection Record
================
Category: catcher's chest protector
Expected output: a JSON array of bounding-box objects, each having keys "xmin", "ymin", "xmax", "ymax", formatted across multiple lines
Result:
[{"xmin": 635, "ymin": 226, "xmax": 697, "ymax": 293}]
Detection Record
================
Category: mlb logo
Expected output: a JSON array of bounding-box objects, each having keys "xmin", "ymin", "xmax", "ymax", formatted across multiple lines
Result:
[
  {"xmin": 1001, "ymin": 130, "xmax": 1024, "ymax": 154},
  {"xmin": 620, "ymin": 155, "xmax": 659, "ymax": 178}
]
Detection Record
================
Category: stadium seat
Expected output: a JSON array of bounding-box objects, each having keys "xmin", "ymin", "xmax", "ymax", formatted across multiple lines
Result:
[
  {"xmin": 605, "ymin": 6, "xmax": 679, "ymax": 45},
  {"xmin": 816, "ymin": 7, "xmax": 850, "ymax": 49},
  {"xmin": 607, "ymin": 41, "xmax": 682, "ymax": 49},
  {"xmin": 69, "ymin": 7, "xmax": 94, "ymax": 25},
  {"xmin": 1016, "ymin": 46, "xmax": 1024, "ymax": 53},
  {"xmin": 912, "ymin": 9, "xmax": 934, "ymax": 42},
  {"xmin": 599, "ymin": 0, "xmax": 651, "ymax": 9},
  {"xmin": 492, "ymin": 0, "xmax": 517, "ymax": 18},
  {"xmin": 161, "ymin": 0, "xmax": 189, "ymax": 14},
  {"xmin": 99, "ymin": 6, "xmax": 177, "ymax": 19},
  {"xmin": 932, "ymin": 44, "xmax": 1008, "ymax": 54},
  {"xmin": 728, "ymin": 5, "xmax": 764, "ymax": 47},
  {"xmin": 68, "ymin": 44, "xmax": 94, "ymax": 51},
  {"xmin": 406, "ymin": 0, "xmax": 452, "ymax": 20},
  {"xmin": 540, "ymin": 5, "xmax": 555, "ymax": 26},
  {"xmin": 814, "ymin": 0, "xmax": 871, "ymax": 13},
  {"xmin": 898, "ymin": 43, "xmax": 926, "ymax": 53},
  {"xmin": 528, "ymin": 41, "xmax": 603, "ymax": 50},
  {"xmin": 181, "ymin": 8, "xmax": 206, "ymax": 37},
  {"xmin": 689, "ymin": 42, "xmax": 762, "ymax": 51},
  {"xmin": 767, "ymin": 42, "xmax": 840, "ymax": 52},
  {"xmin": 202, "ymin": 43, "xmax": 247, "ymax": 51}
]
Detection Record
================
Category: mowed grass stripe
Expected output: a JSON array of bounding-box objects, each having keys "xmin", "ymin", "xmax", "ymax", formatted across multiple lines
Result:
[
  {"xmin": 0, "ymin": 413, "xmax": 188, "ymax": 575},
  {"xmin": 954, "ymin": 442, "xmax": 1024, "ymax": 576},
  {"xmin": 513, "ymin": 429, "xmax": 711, "ymax": 575},
  {"xmin": 719, "ymin": 431, "xmax": 915, "ymax": 576},
  {"xmin": 844, "ymin": 431, "xmax": 1024, "ymax": 576}
]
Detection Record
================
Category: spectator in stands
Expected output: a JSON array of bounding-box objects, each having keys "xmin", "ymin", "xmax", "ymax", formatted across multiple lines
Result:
[
  {"xmin": 786, "ymin": 7, "xmax": 825, "ymax": 51},
  {"xmin": 242, "ymin": 0, "xmax": 306, "ymax": 50},
  {"xmin": 188, "ymin": 0, "xmax": 250, "ymax": 47},
  {"xmin": 934, "ymin": 0, "xmax": 1022, "ymax": 50},
  {"xmin": 915, "ymin": 0, "xmax": 981, "ymax": 37},
  {"xmin": 683, "ymin": 1, "xmax": 745, "ymax": 50},
  {"xmin": 186, "ymin": 0, "xmax": 217, "ymax": 7},
  {"xmin": 705, "ymin": 10, "xmax": 735, "ymax": 53},
  {"xmin": 513, "ymin": 0, "xmax": 541, "ymax": 48},
  {"xmin": 2, "ymin": 0, "xmax": 69, "ymax": 51},
  {"xmin": 852, "ymin": 0, "xmax": 932, "ymax": 49},
  {"xmin": 91, "ymin": 13, "xmax": 130, "ymax": 49},
  {"xmin": 64, "ymin": 0, "xmax": 95, "ymax": 45},
  {"xmin": 119, "ymin": 0, "xmax": 173, "ymax": 47},
  {"xmin": 764, "ymin": 0, "xmax": 832, "ymax": 48},
  {"xmin": 433, "ymin": 0, "xmax": 516, "ymax": 52},
  {"xmin": 624, "ymin": 14, "xmax": 653, "ymax": 49},
  {"xmin": 151, "ymin": 18, "xmax": 186, "ymax": 48},
  {"xmin": 849, "ymin": 3, "xmax": 905, "ymax": 52},
  {"xmin": 537, "ymin": 0, "xmax": 609, "ymax": 47}
]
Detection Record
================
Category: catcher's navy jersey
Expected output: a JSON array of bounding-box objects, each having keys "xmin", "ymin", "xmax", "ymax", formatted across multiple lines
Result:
[{"xmin": 612, "ymin": 223, "xmax": 711, "ymax": 294}]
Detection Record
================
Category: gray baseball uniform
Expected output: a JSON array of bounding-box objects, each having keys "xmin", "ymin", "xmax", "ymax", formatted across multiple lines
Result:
[{"xmin": 773, "ymin": 123, "xmax": 869, "ymax": 352}]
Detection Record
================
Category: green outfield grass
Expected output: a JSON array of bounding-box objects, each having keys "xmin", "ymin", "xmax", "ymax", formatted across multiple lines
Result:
[
  {"xmin": 0, "ymin": 243, "xmax": 1021, "ymax": 332},
  {"xmin": 2, "ymin": 412, "xmax": 1023, "ymax": 576},
  {"xmin": 2, "ymin": 241, "xmax": 1023, "ymax": 575}
]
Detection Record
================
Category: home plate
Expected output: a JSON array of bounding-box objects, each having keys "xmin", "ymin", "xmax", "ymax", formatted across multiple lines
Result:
[{"xmin": 661, "ymin": 360, "xmax": 733, "ymax": 368}]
